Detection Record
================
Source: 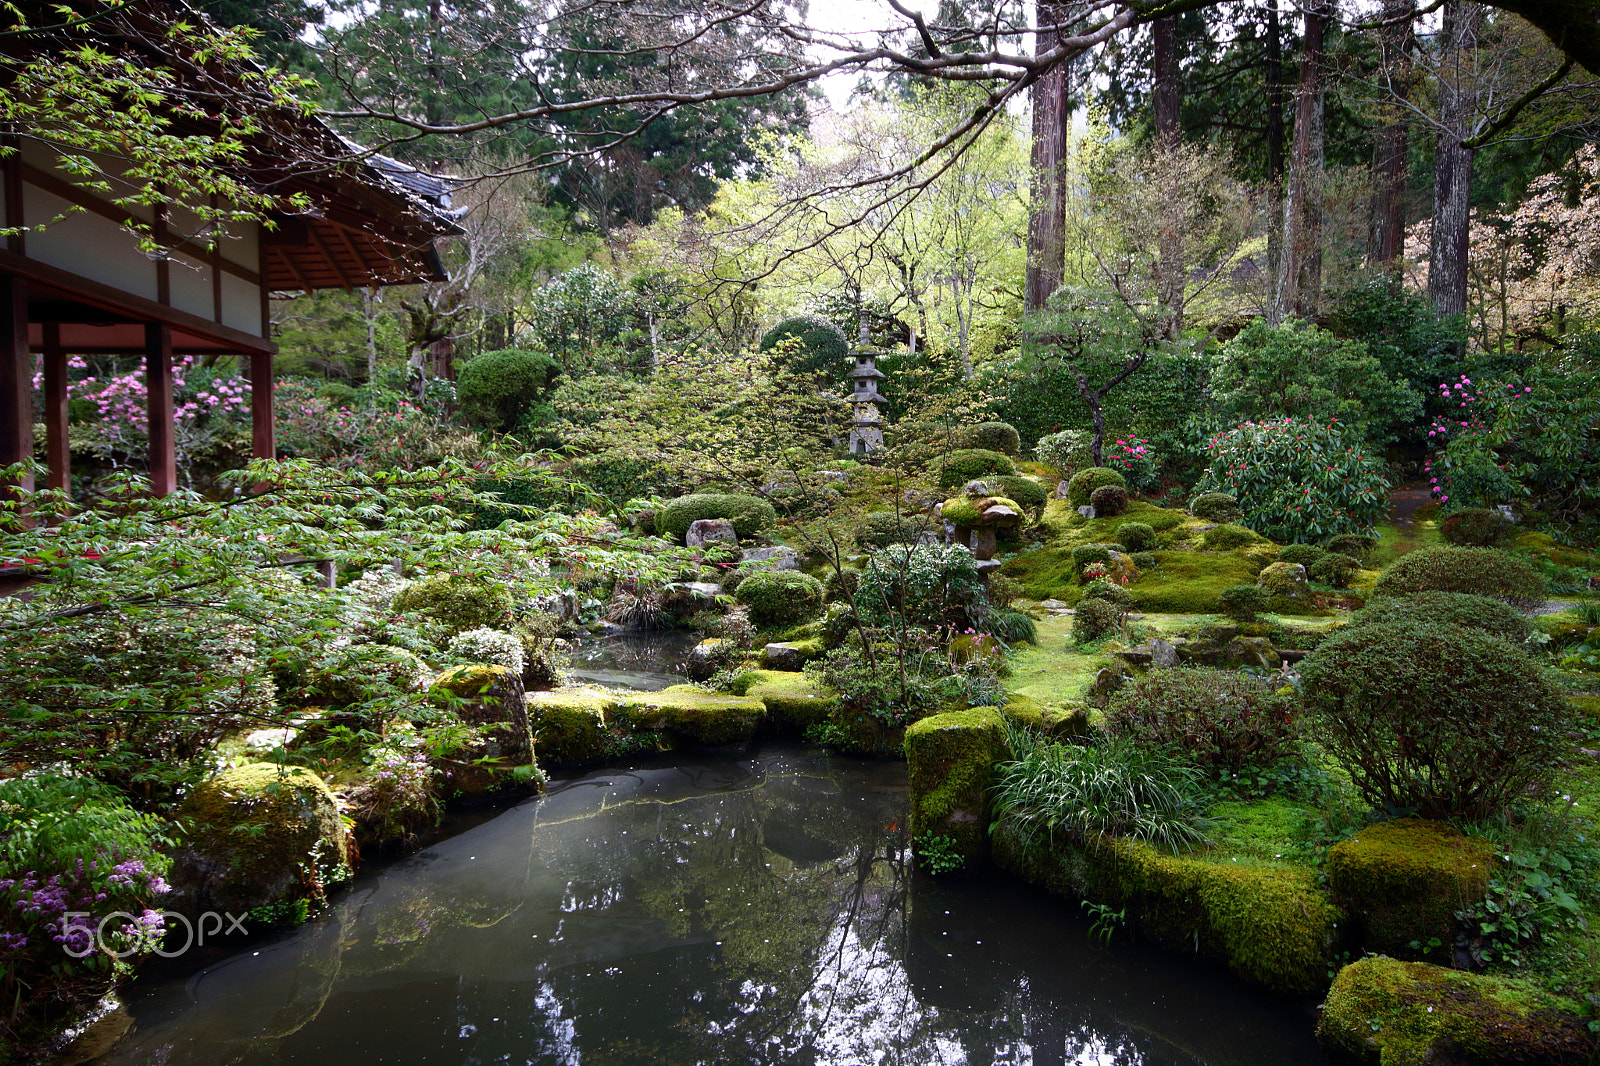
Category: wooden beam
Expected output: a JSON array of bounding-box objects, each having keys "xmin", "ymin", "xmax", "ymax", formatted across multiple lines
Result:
[
  {"xmin": 270, "ymin": 245, "xmax": 313, "ymax": 293},
  {"xmin": 42, "ymin": 322, "xmax": 67, "ymax": 493},
  {"xmin": 309, "ymin": 224, "xmax": 354, "ymax": 292},
  {"xmin": 145, "ymin": 322, "xmax": 175, "ymax": 496},
  {"xmin": 0, "ymin": 274, "xmax": 32, "ymax": 513},
  {"xmin": 250, "ymin": 351, "xmax": 274, "ymax": 461},
  {"xmin": 0, "ymin": 247, "xmax": 274, "ymax": 355},
  {"xmin": 3, "ymin": 142, "xmax": 22, "ymax": 256}
]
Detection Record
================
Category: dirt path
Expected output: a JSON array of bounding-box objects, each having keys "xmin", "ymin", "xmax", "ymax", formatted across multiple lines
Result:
[{"xmin": 1389, "ymin": 483, "xmax": 1433, "ymax": 526}]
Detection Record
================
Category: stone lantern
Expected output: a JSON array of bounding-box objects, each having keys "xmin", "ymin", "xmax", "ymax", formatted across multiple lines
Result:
[{"xmin": 846, "ymin": 348, "xmax": 886, "ymax": 454}]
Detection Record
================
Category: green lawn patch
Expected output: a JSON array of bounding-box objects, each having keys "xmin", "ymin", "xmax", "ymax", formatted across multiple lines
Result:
[{"xmin": 1128, "ymin": 550, "xmax": 1265, "ymax": 613}]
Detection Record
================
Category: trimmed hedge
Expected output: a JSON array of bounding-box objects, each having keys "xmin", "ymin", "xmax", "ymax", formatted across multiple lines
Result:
[
  {"xmin": 993, "ymin": 475, "xmax": 1049, "ymax": 514},
  {"xmin": 937, "ymin": 448, "xmax": 1016, "ymax": 489},
  {"xmin": 1090, "ymin": 484, "xmax": 1129, "ymax": 516},
  {"xmin": 734, "ymin": 570, "xmax": 826, "ymax": 628},
  {"xmin": 1370, "ymin": 545, "xmax": 1547, "ymax": 612},
  {"xmin": 954, "ymin": 421, "xmax": 1022, "ymax": 456},
  {"xmin": 1344, "ymin": 591, "xmax": 1534, "ymax": 643},
  {"xmin": 759, "ymin": 313, "xmax": 850, "ymax": 379},
  {"xmin": 1440, "ymin": 507, "xmax": 1516, "ymax": 548},
  {"xmin": 658, "ymin": 493, "xmax": 778, "ymax": 543},
  {"xmin": 1114, "ymin": 522, "xmax": 1157, "ymax": 552},
  {"xmin": 1189, "ymin": 491, "xmax": 1241, "ymax": 523}
]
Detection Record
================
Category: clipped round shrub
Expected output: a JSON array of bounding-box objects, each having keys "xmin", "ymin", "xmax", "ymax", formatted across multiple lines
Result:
[
  {"xmin": 1034, "ymin": 429, "xmax": 1093, "ymax": 472},
  {"xmin": 1277, "ymin": 543, "xmax": 1326, "ymax": 567},
  {"xmin": 993, "ymin": 475, "xmax": 1049, "ymax": 514},
  {"xmin": 1219, "ymin": 583, "xmax": 1270, "ymax": 621},
  {"xmin": 1308, "ymin": 552, "xmax": 1361, "ymax": 588},
  {"xmin": 937, "ymin": 448, "xmax": 1016, "ymax": 489},
  {"xmin": 1106, "ymin": 668, "xmax": 1301, "ymax": 778},
  {"xmin": 1370, "ymin": 545, "xmax": 1547, "ymax": 612},
  {"xmin": 1115, "ymin": 522, "xmax": 1157, "ymax": 552},
  {"xmin": 657, "ymin": 493, "xmax": 779, "ymax": 543},
  {"xmin": 455, "ymin": 348, "xmax": 560, "ymax": 432},
  {"xmin": 735, "ymin": 570, "xmax": 826, "ymax": 628},
  {"xmin": 1071, "ymin": 543, "xmax": 1113, "ymax": 578},
  {"xmin": 1189, "ymin": 491, "xmax": 1242, "ymax": 523},
  {"xmin": 1202, "ymin": 523, "xmax": 1259, "ymax": 551},
  {"xmin": 1131, "ymin": 550, "xmax": 1159, "ymax": 571},
  {"xmin": 1345, "ymin": 591, "xmax": 1534, "ymax": 644},
  {"xmin": 825, "ymin": 565, "xmax": 861, "ymax": 602},
  {"xmin": 1081, "ymin": 578, "xmax": 1134, "ymax": 607},
  {"xmin": 1195, "ymin": 418, "xmax": 1389, "ymax": 543},
  {"xmin": 1089, "ymin": 484, "xmax": 1129, "ymax": 516},
  {"xmin": 1072, "ymin": 598, "xmax": 1124, "ymax": 643},
  {"xmin": 392, "ymin": 574, "xmax": 515, "ymax": 637},
  {"xmin": 1299, "ymin": 619, "xmax": 1571, "ymax": 818},
  {"xmin": 1440, "ymin": 507, "xmax": 1516, "ymax": 548},
  {"xmin": 857, "ymin": 511, "xmax": 921, "ymax": 549},
  {"xmin": 447, "ymin": 628, "xmax": 525, "ymax": 675},
  {"xmin": 1324, "ymin": 533, "xmax": 1378, "ymax": 564},
  {"xmin": 1067, "ymin": 467, "xmax": 1126, "ymax": 507},
  {"xmin": 758, "ymin": 313, "xmax": 850, "ymax": 379},
  {"xmin": 955, "ymin": 421, "xmax": 1022, "ymax": 456}
]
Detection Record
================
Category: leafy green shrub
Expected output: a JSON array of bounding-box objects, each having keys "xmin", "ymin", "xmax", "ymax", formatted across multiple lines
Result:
[
  {"xmin": 993, "ymin": 475, "xmax": 1048, "ymax": 514},
  {"xmin": 1035, "ymin": 429, "xmax": 1093, "ymax": 472},
  {"xmin": 1105, "ymin": 669, "xmax": 1301, "ymax": 779},
  {"xmin": 758, "ymin": 313, "xmax": 851, "ymax": 379},
  {"xmin": 825, "ymin": 565, "xmax": 861, "ymax": 602},
  {"xmin": 1202, "ymin": 523, "xmax": 1258, "ymax": 551},
  {"xmin": 856, "ymin": 544, "xmax": 986, "ymax": 631},
  {"xmin": 1081, "ymin": 578, "xmax": 1134, "ymax": 607},
  {"xmin": 992, "ymin": 732, "xmax": 1214, "ymax": 851},
  {"xmin": 1345, "ymin": 591, "xmax": 1534, "ymax": 643},
  {"xmin": 1103, "ymin": 437, "xmax": 1160, "ymax": 493},
  {"xmin": 455, "ymin": 348, "xmax": 560, "ymax": 432},
  {"xmin": 1072, "ymin": 598, "xmax": 1124, "ymax": 643},
  {"xmin": 806, "ymin": 646, "xmax": 945, "ymax": 729},
  {"xmin": 937, "ymin": 448, "xmax": 1016, "ymax": 488},
  {"xmin": 955, "ymin": 421, "xmax": 1022, "ymax": 456},
  {"xmin": 1440, "ymin": 507, "xmax": 1516, "ymax": 548},
  {"xmin": 984, "ymin": 608, "xmax": 1039, "ymax": 646},
  {"xmin": 1131, "ymin": 550, "xmax": 1159, "ymax": 570},
  {"xmin": 657, "ymin": 493, "xmax": 779, "ymax": 543},
  {"xmin": 1370, "ymin": 545, "xmax": 1547, "ymax": 612},
  {"xmin": 1194, "ymin": 418, "xmax": 1389, "ymax": 543},
  {"xmin": 1115, "ymin": 522, "xmax": 1157, "ymax": 552},
  {"xmin": 1070, "ymin": 543, "xmax": 1113, "ymax": 577},
  {"xmin": 1276, "ymin": 543, "xmax": 1326, "ymax": 567},
  {"xmin": 1299, "ymin": 619, "xmax": 1571, "ymax": 818},
  {"xmin": 1219, "ymin": 583, "xmax": 1270, "ymax": 621},
  {"xmin": 1308, "ymin": 552, "xmax": 1361, "ymax": 588},
  {"xmin": 1090, "ymin": 484, "xmax": 1129, "ymax": 516},
  {"xmin": 1066, "ymin": 467, "xmax": 1126, "ymax": 506},
  {"xmin": 857, "ymin": 511, "xmax": 922, "ymax": 549},
  {"xmin": 392, "ymin": 574, "xmax": 515, "ymax": 638},
  {"xmin": 1324, "ymin": 533, "xmax": 1379, "ymax": 564},
  {"xmin": 735, "ymin": 571, "xmax": 825, "ymax": 628},
  {"xmin": 1188, "ymin": 491, "xmax": 1241, "ymax": 523}
]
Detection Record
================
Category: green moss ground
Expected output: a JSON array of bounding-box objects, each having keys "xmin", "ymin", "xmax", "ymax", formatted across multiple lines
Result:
[
  {"xmin": 1370, "ymin": 517, "xmax": 1441, "ymax": 569},
  {"xmin": 1128, "ymin": 552, "xmax": 1266, "ymax": 613}
]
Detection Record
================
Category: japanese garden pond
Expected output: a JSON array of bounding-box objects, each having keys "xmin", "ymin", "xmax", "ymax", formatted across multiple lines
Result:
[{"xmin": 101, "ymin": 745, "xmax": 1325, "ymax": 1066}]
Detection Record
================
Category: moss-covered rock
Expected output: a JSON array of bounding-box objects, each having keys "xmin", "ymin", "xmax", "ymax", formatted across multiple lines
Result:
[
  {"xmin": 169, "ymin": 763, "xmax": 352, "ymax": 919},
  {"xmin": 905, "ymin": 708, "xmax": 1009, "ymax": 867},
  {"xmin": 1317, "ymin": 956, "xmax": 1597, "ymax": 1065},
  {"xmin": 1258, "ymin": 560, "xmax": 1311, "ymax": 601},
  {"xmin": 999, "ymin": 694, "xmax": 1090, "ymax": 739},
  {"xmin": 742, "ymin": 669, "xmax": 840, "ymax": 732},
  {"xmin": 615, "ymin": 686, "xmax": 766, "ymax": 747},
  {"xmin": 1327, "ymin": 819, "xmax": 1494, "ymax": 960},
  {"xmin": 991, "ymin": 820, "xmax": 1340, "ymax": 994},
  {"xmin": 430, "ymin": 664, "xmax": 537, "ymax": 792},
  {"xmin": 525, "ymin": 687, "xmax": 616, "ymax": 764}
]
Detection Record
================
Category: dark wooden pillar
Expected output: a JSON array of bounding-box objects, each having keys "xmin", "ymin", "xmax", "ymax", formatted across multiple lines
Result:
[
  {"xmin": 250, "ymin": 351, "xmax": 274, "ymax": 461},
  {"xmin": 0, "ymin": 274, "xmax": 32, "ymax": 503},
  {"xmin": 42, "ymin": 322, "xmax": 68, "ymax": 493},
  {"xmin": 144, "ymin": 322, "xmax": 176, "ymax": 495}
]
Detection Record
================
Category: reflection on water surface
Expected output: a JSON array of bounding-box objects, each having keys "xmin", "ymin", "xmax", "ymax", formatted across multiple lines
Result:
[{"xmin": 106, "ymin": 747, "xmax": 1325, "ymax": 1066}]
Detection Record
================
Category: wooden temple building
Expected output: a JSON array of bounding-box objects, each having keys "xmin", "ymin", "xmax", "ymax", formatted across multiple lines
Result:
[{"xmin": 0, "ymin": 1, "xmax": 457, "ymax": 498}]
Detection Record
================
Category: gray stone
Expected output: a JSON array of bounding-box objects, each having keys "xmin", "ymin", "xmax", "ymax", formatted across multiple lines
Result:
[
  {"xmin": 762, "ymin": 642, "xmax": 808, "ymax": 671},
  {"xmin": 1149, "ymin": 638, "xmax": 1180, "ymax": 669},
  {"xmin": 915, "ymin": 532, "xmax": 942, "ymax": 547},
  {"xmin": 980, "ymin": 504, "xmax": 1020, "ymax": 523},
  {"xmin": 1258, "ymin": 561, "xmax": 1311, "ymax": 600},
  {"xmin": 819, "ymin": 470, "xmax": 850, "ymax": 484},
  {"xmin": 681, "ymin": 581, "xmax": 723, "ymax": 600},
  {"xmin": 1087, "ymin": 667, "xmax": 1126, "ymax": 705},
  {"xmin": 1115, "ymin": 647, "xmax": 1154, "ymax": 666},
  {"xmin": 686, "ymin": 518, "xmax": 738, "ymax": 547},
  {"xmin": 1078, "ymin": 505, "xmax": 1096, "ymax": 519},
  {"xmin": 1492, "ymin": 504, "xmax": 1518, "ymax": 523},
  {"xmin": 686, "ymin": 638, "xmax": 730, "ymax": 680},
  {"xmin": 1039, "ymin": 599, "xmax": 1071, "ymax": 610},
  {"xmin": 1054, "ymin": 480, "xmax": 1072, "ymax": 499},
  {"xmin": 971, "ymin": 528, "xmax": 998, "ymax": 560},
  {"xmin": 964, "ymin": 478, "xmax": 997, "ymax": 497},
  {"xmin": 739, "ymin": 546, "xmax": 800, "ymax": 570},
  {"xmin": 974, "ymin": 559, "xmax": 1003, "ymax": 576}
]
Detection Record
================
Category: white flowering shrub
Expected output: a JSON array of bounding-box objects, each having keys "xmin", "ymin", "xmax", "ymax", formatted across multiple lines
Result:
[
  {"xmin": 344, "ymin": 569, "xmax": 409, "ymax": 613},
  {"xmin": 447, "ymin": 628, "xmax": 525, "ymax": 675}
]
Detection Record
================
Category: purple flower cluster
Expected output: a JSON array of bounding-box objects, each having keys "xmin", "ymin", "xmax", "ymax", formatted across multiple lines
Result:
[{"xmin": 1, "ymin": 856, "xmax": 170, "ymax": 961}]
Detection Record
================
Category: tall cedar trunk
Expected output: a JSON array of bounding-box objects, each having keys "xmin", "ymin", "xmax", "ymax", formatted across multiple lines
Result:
[
  {"xmin": 1025, "ymin": 2, "xmax": 1071, "ymax": 311},
  {"xmin": 1430, "ymin": 1, "xmax": 1482, "ymax": 322},
  {"xmin": 1368, "ymin": 0, "xmax": 1415, "ymax": 277},
  {"xmin": 1273, "ymin": 0, "xmax": 1325, "ymax": 323},
  {"xmin": 1152, "ymin": 16, "xmax": 1185, "ymax": 339},
  {"xmin": 1264, "ymin": 0, "xmax": 1287, "ymax": 285}
]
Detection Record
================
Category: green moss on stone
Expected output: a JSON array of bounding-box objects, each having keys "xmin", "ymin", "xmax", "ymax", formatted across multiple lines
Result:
[
  {"xmin": 905, "ymin": 708, "xmax": 1008, "ymax": 865},
  {"xmin": 991, "ymin": 820, "xmax": 1339, "ymax": 994},
  {"xmin": 1327, "ymin": 818, "xmax": 1494, "ymax": 960},
  {"xmin": 616, "ymin": 686, "xmax": 766, "ymax": 747},
  {"xmin": 1317, "ymin": 956, "xmax": 1597, "ymax": 1065},
  {"xmin": 525, "ymin": 687, "xmax": 615, "ymax": 763},
  {"xmin": 744, "ymin": 670, "xmax": 840, "ymax": 731}
]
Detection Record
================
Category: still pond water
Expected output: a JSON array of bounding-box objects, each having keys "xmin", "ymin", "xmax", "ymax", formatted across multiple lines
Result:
[{"xmin": 106, "ymin": 747, "xmax": 1325, "ymax": 1066}]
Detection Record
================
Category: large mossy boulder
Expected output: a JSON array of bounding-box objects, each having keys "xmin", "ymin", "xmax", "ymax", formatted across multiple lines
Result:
[
  {"xmin": 620, "ymin": 685, "xmax": 766, "ymax": 747},
  {"xmin": 526, "ymin": 687, "xmax": 617, "ymax": 764},
  {"xmin": 525, "ymin": 684, "xmax": 767, "ymax": 762},
  {"xmin": 169, "ymin": 763, "xmax": 352, "ymax": 919},
  {"xmin": 991, "ymin": 820, "xmax": 1340, "ymax": 994},
  {"xmin": 1258, "ymin": 560, "xmax": 1311, "ymax": 601},
  {"xmin": 905, "ymin": 708, "xmax": 1008, "ymax": 868},
  {"xmin": 741, "ymin": 669, "xmax": 840, "ymax": 732},
  {"xmin": 430, "ymin": 664, "xmax": 537, "ymax": 794},
  {"xmin": 1327, "ymin": 818, "xmax": 1494, "ymax": 960},
  {"xmin": 1317, "ymin": 956, "xmax": 1597, "ymax": 1065}
]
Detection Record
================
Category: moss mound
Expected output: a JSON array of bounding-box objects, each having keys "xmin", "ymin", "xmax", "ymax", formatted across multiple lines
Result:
[
  {"xmin": 991, "ymin": 820, "xmax": 1339, "ymax": 994},
  {"xmin": 1327, "ymin": 818, "xmax": 1494, "ymax": 960},
  {"xmin": 658, "ymin": 493, "xmax": 778, "ymax": 543},
  {"xmin": 1317, "ymin": 956, "xmax": 1597, "ymax": 1065},
  {"xmin": 1128, "ymin": 551, "xmax": 1264, "ymax": 613},
  {"xmin": 1371, "ymin": 545, "xmax": 1547, "ymax": 612},
  {"xmin": 1066, "ymin": 467, "xmax": 1126, "ymax": 507},
  {"xmin": 741, "ymin": 669, "xmax": 840, "ymax": 731},
  {"xmin": 937, "ymin": 448, "xmax": 1017, "ymax": 489},
  {"xmin": 617, "ymin": 686, "xmax": 766, "ymax": 747},
  {"xmin": 905, "ymin": 708, "xmax": 1009, "ymax": 867}
]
